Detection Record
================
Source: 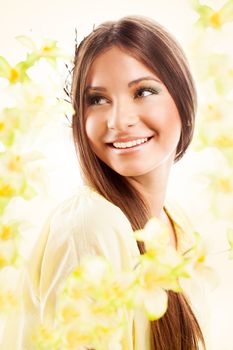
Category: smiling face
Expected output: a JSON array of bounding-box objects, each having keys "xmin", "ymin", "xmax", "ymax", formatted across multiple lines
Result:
[{"xmin": 84, "ymin": 46, "xmax": 181, "ymax": 178}]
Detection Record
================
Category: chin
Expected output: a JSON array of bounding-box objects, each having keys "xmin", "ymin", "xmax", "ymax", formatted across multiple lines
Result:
[
  {"xmin": 111, "ymin": 166, "xmax": 152, "ymax": 178},
  {"xmin": 110, "ymin": 158, "xmax": 172, "ymax": 178}
]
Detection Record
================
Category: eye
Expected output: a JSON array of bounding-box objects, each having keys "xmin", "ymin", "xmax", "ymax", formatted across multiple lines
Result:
[
  {"xmin": 135, "ymin": 86, "xmax": 159, "ymax": 98},
  {"xmin": 86, "ymin": 94, "xmax": 108, "ymax": 106}
]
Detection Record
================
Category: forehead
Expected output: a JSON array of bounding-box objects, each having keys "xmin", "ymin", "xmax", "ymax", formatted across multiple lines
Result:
[{"xmin": 85, "ymin": 46, "xmax": 159, "ymax": 86}]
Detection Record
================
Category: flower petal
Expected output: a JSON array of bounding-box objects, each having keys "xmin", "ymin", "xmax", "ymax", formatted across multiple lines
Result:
[{"xmin": 143, "ymin": 287, "xmax": 168, "ymax": 321}]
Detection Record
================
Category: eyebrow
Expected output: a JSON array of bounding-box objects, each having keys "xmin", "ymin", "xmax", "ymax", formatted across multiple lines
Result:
[{"xmin": 85, "ymin": 76, "xmax": 162, "ymax": 93}]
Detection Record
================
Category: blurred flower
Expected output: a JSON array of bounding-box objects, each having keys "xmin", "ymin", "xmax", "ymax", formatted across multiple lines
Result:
[
  {"xmin": 227, "ymin": 228, "xmax": 233, "ymax": 259},
  {"xmin": 0, "ymin": 171, "xmax": 36, "ymax": 214},
  {"xmin": 0, "ymin": 268, "xmax": 20, "ymax": 314},
  {"xmin": 183, "ymin": 231, "xmax": 219, "ymax": 289},
  {"xmin": 33, "ymin": 217, "xmax": 212, "ymax": 349},
  {"xmin": 135, "ymin": 218, "xmax": 190, "ymax": 319},
  {"xmin": 0, "ymin": 34, "xmax": 72, "ymax": 279},
  {"xmin": 0, "ymin": 220, "xmax": 20, "ymax": 268},
  {"xmin": 191, "ymin": 0, "xmax": 233, "ymax": 29},
  {"xmin": 135, "ymin": 217, "xmax": 170, "ymax": 252},
  {"xmin": 35, "ymin": 256, "xmax": 130, "ymax": 350},
  {"xmin": 0, "ymin": 36, "xmax": 67, "ymax": 85},
  {"xmin": 0, "ymin": 82, "xmax": 72, "ymax": 150},
  {"xmin": 193, "ymin": 53, "xmax": 233, "ymax": 95},
  {"xmin": 190, "ymin": 149, "xmax": 233, "ymax": 219},
  {"xmin": 208, "ymin": 172, "xmax": 233, "ymax": 194},
  {"xmin": 32, "ymin": 323, "xmax": 61, "ymax": 350}
]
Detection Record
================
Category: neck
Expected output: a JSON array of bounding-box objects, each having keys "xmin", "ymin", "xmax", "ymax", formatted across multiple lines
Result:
[
  {"xmin": 128, "ymin": 160, "xmax": 172, "ymax": 220},
  {"xmin": 128, "ymin": 156, "xmax": 177, "ymax": 247},
  {"xmin": 128, "ymin": 161, "xmax": 177, "ymax": 247}
]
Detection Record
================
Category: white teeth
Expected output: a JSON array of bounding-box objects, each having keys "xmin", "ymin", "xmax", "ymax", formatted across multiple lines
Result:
[{"xmin": 113, "ymin": 137, "xmax": 148, "ymax": 149}]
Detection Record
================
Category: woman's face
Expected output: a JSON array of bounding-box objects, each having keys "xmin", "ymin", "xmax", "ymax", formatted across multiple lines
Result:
[{"xmin": 84, "ymin": 46, "xmax": 181, "ymax": 177}]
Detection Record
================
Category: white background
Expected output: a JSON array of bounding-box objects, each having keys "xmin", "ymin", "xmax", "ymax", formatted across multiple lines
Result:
[{"xmin": 1, "ymin": 0, "xmax": 233, "ymax": 349}]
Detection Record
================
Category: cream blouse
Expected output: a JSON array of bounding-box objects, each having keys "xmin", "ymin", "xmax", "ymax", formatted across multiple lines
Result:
[{"xmin": 0, "ymin": 186, "xmax": 208, "ymax": 350}]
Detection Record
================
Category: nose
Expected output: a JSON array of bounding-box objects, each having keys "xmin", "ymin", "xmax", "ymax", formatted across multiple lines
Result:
[{"xmin": 107, "ymin": 100, "xmax": 139, "ymax": 131}]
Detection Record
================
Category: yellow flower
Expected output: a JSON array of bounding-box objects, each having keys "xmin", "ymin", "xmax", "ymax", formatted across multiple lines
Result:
[
  {"xmin": 0, "ymin": 243, "xmax": 18, "ymax": 268},
  {"xmin": 209, "ymin": 11, "xmax": 221, "ymax": 28},
  {"xmin": 210, "ymin": 174, "xmax": 233, "ymax": 193},
  {"xmin": 42, "ymin": 46, "xmax": 52, "ymax": 53},
  {"xmin": 217, "ymin": 177, "xmax": 232, "ymax": 193},
  {"xmin": 142, "ymin": 287, "xmax": 168, "ymax": 321},
  {"xmin": 183, "ymin": 232, "xmax": 219, "ymax": 288},
  {"xmin": 213, "ymin": 133, "xmax": 233, "ymax": 148},
  {"xmin": 192, "ymin": 0, "xmax": 233, "ymax": 29},
  {"xmin": 133, "ymin": 218, "xmax": 191, "ymax": 319},
  {"xmin": 33, "ymin": 323, "xmax": 60, "ymax": 350},
  {"xmin": 0, "ymin": 254, "xmax": 7, "ymax": 268},
  {"xmin": 0, "ymin": 220, "xmax": 20, "ymax": 268},
  {"xmin": 0, "ymin": 121, "xmax": 5, "ymax": 130},
  {"xmin": 0, "ymin": 290, "xmax": 18, "ymax": 311},
  {"xmin": 188, "ymin": 232, "xmax": 207, "ymax": 265},
  {"xmin": 0, "ymin": 268, "xmax": 20, "ymax": 314},
  {"xmin": 9, "ymin": 68, "xmax": 20, "ymax": 83},
  {"xmin": 7, "ymin": 154, "xmax": 22, "ymax": 172},
  {"xmin": 0, "ymin": 225, "xmax": 12, "ymax": 240},
  {"xmin": 60, "ymin": 303, "xmax": 81, "ymax": 323},
  {"xmin": 34, "ymin": 219, "xmax": 212, "ymax": 349},
  {"xmin": 0, "ymin": 183, "xmax": 15, "ymax": 197},
  {"xmin": 135, "ymin": 217, "xmax": 170, "ymax": 252},
  {"xmin": 203, "ymin": 103, "xmax": 223, "ymax": 122},
  {"xmin": 134, "ymin": 250, "xmax": 186, "ymax": 320}
]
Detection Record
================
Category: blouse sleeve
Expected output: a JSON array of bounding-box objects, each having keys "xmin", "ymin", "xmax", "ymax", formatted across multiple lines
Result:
[
  {"xmin": 0, "ymin": 216, "xmax": 52, "ymax": 350},
  {"xmin": 0, "ymin": 187, "xmax": 140, "ymax": 350}
]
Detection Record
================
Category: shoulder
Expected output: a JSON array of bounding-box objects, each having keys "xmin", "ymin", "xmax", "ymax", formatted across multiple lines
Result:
[
  {"xmin": 45, "ymin": 186, "xmax": 139, "ymax": 269},
  {"xmin": 49, "ymin": 186, "xmax": 132, "ymax": 236},
  {"xmin": 27, "ymin": 186, "xmax": 139, "ymax": 301}
]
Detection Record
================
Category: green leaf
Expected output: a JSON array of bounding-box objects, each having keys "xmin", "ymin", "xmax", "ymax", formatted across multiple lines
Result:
[
  {"xmin": 196, "ymin": 5, "xmax": 215, "ymax": 27},
  {"xmin": 189, "ymin": 0, "xmax": 200, "ymax": 11},
  {"xmin": 0, "ymin": 56, "xmax": 11, "ymax": 78},
  {"xmin": 198, "ymin": 4, "xmax": 214, "ymax": 18},
  {"xmin": 20, "ymin": 181, "xmax": 37, "ymax": 200},
  {"xmin": 220, "ymin": 0, "xmax": 233, "ymax": 22},
  {"xmin": 226, "ymin": 228, "xmax": 233, "ymax": 259},
  {"xmin": 15, "ymin": 35, "xmax": 36, "ymax": 51},
  {"xmin": 14, "ymin": 61, "xmax": 31, "ymax": 82},
  {"xmin": 5, "ymin": 130, "xmax": 16, "ymax": 147},
  {"xmin": 227, "ymin": 228, "xmax": 233, "ymax": 250},
  {"xmin": 24, "ymin": 52, "xmax": 41, "ymax": 66},
  {"xmin": 0, "ymin": 197, "xmax": 10, "ymax": 215}
]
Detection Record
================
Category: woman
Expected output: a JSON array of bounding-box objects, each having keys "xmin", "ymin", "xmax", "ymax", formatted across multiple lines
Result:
[
  {"xmin": 1, "ymin": 16, "xmax": 206, "ymax": 349},
  {"xmin": 71, "ymin": 15, "xmax": 206, "ymax": 349}
]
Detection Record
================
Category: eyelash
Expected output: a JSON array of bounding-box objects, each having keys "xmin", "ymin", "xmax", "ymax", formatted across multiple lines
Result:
[
  {"xmin": 86, "ymin": 95, "xmax": 106, "ymax": 106},
  {"xmin": 135, "ymin": 86, "xmax": 159, "ymax": 98},
  {"xmin": 86, "ymin": 86, "xmax": 160, "ymax": 106}
]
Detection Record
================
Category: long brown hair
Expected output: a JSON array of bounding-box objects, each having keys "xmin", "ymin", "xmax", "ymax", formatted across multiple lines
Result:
[{"xmin": 71, "ymin": 16, "xmax": 205, "ymax": 350}]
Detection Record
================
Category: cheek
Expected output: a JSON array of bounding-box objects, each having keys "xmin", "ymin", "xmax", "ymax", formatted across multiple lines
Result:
[
  {"xmin": 85, "ymin": 115, "xmax": 106, "ymax": 159},
  {"xmin": 144, "ymin": 101, "xmax": 181, "ymax": 135},
  {"xmin": 85, "ymin": 117, "xmax": 94, "ymax": 142},
  {"xmin": 168, "ymin": 105, "xmax": 182, "ymax": 138},
  {"xmin": 85, "ymin": 115, "xmax": 100, "ymax": 144},
  {"xmin": 158, "ymin": 99, "xmax": 181, "ymax": 134},
  {"xmin": 163, "ymin": 115, "xmax": 181, "ymax": 145}
]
